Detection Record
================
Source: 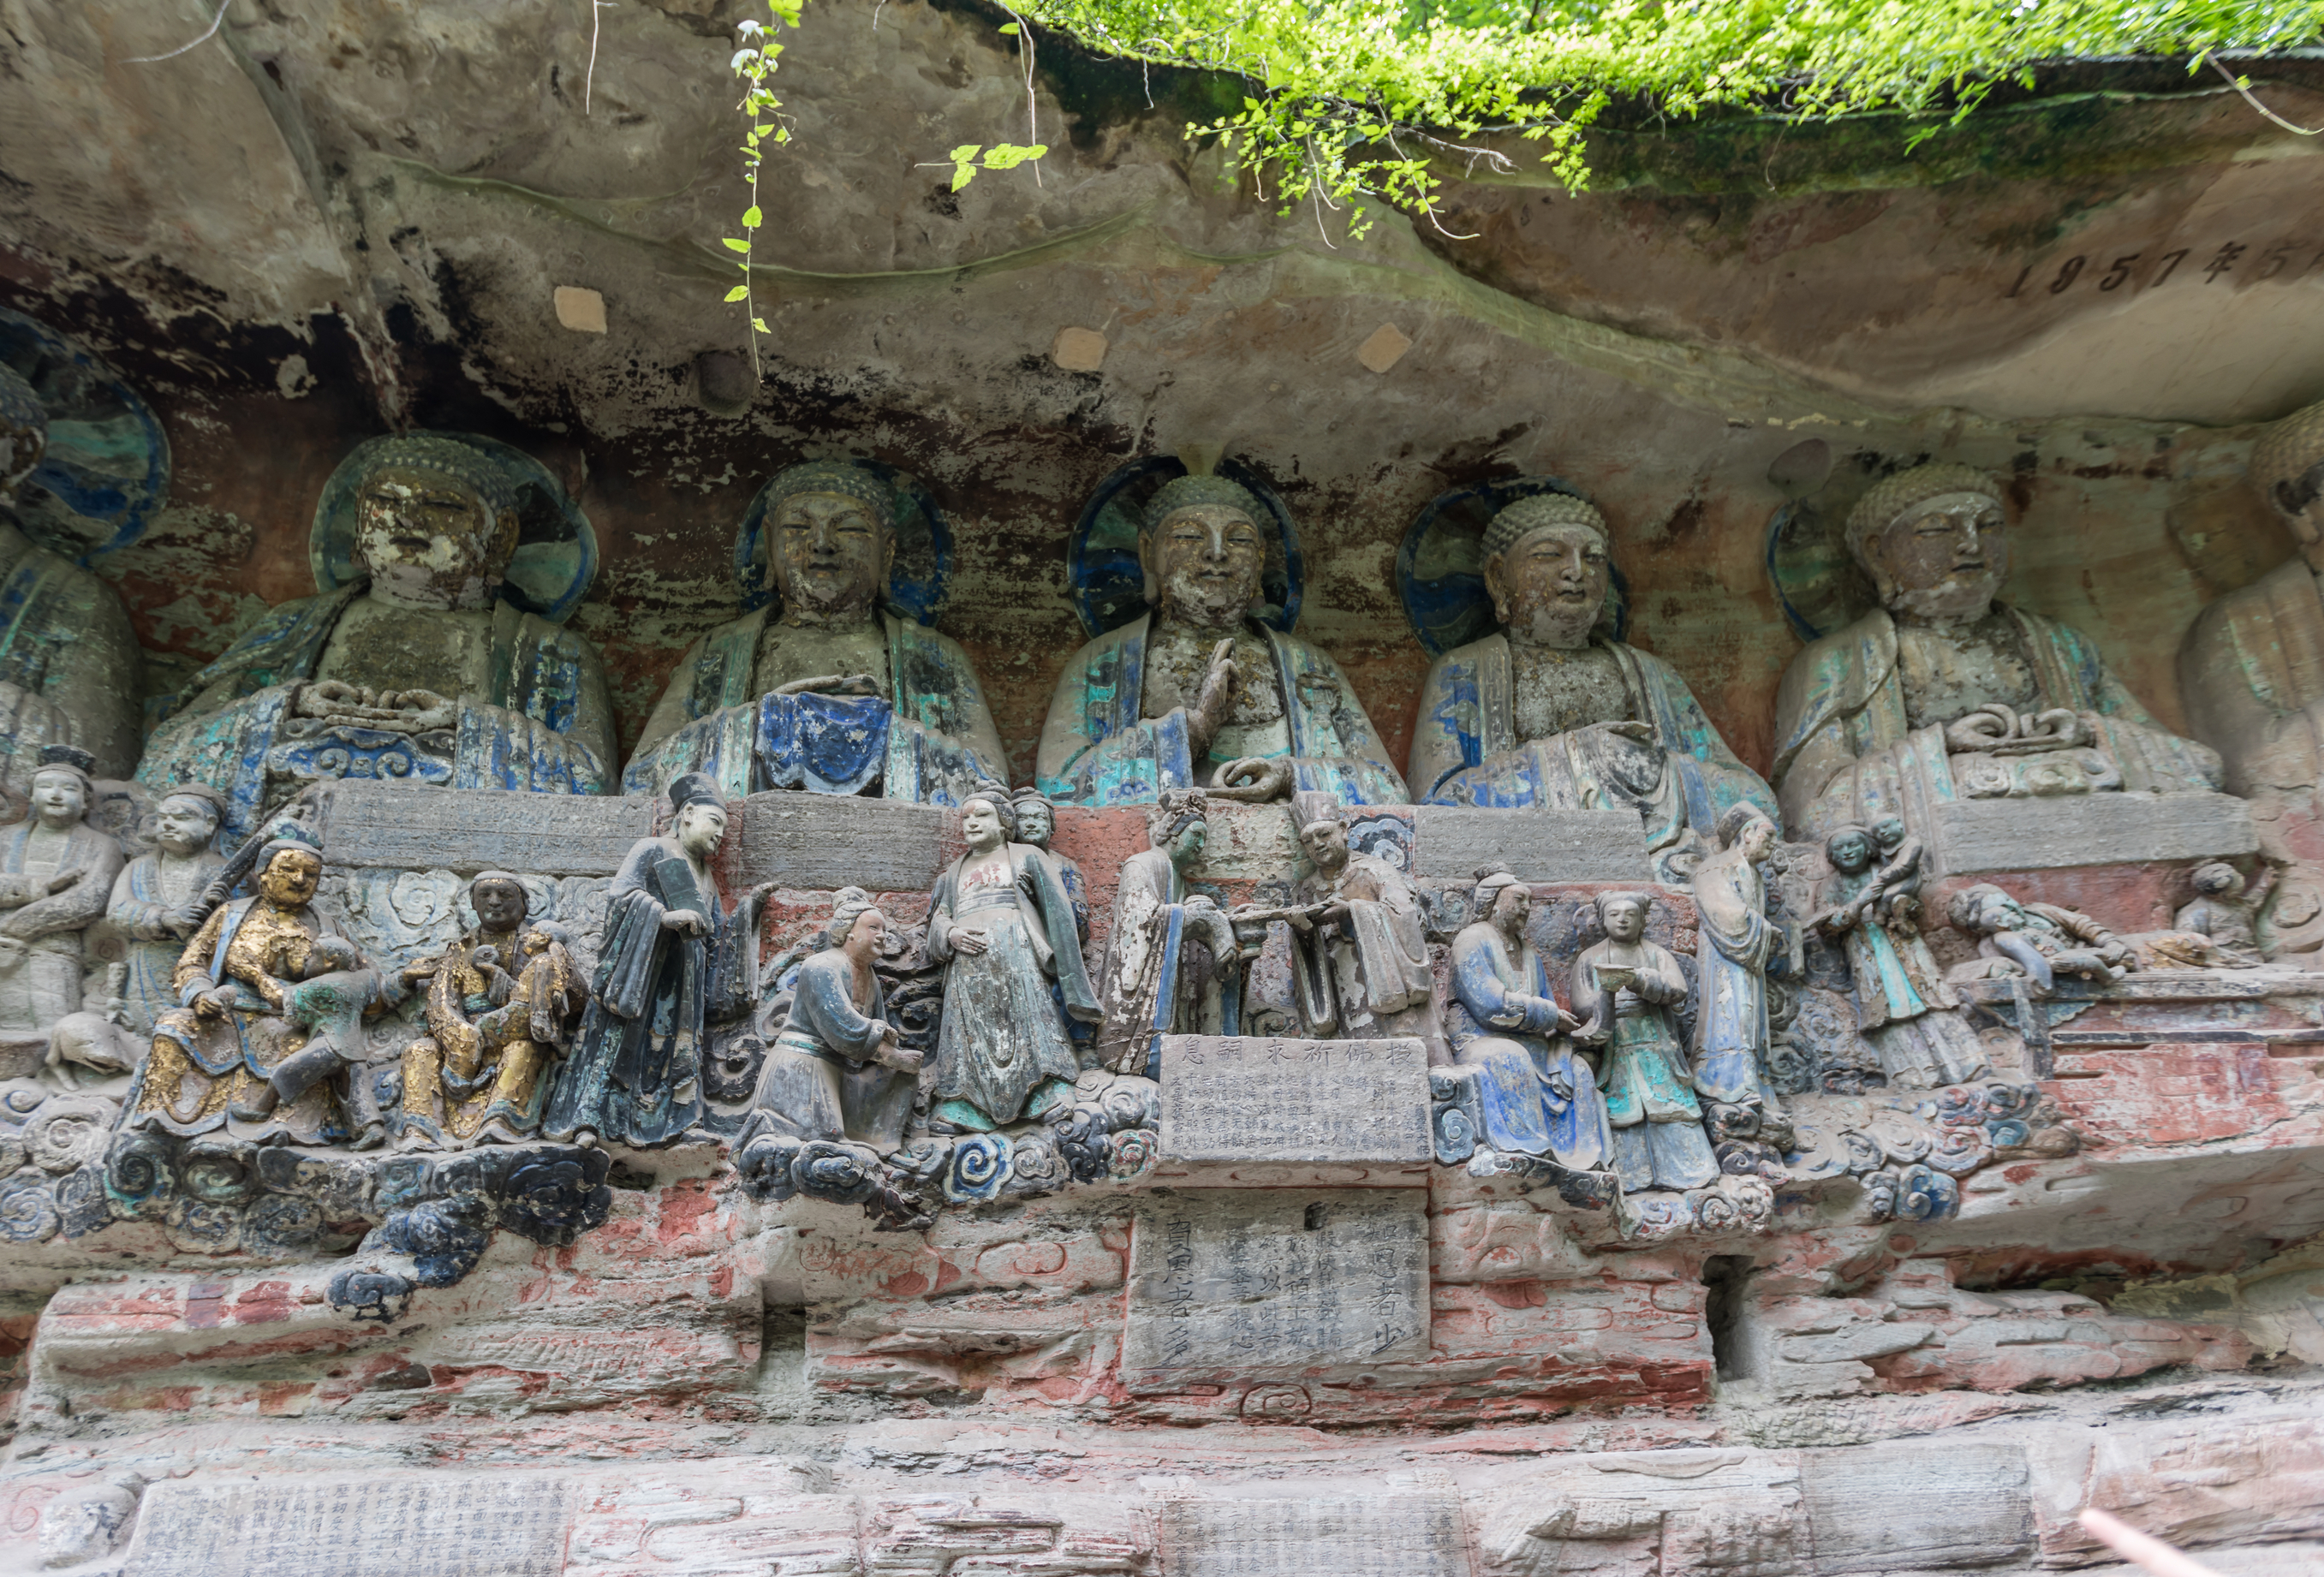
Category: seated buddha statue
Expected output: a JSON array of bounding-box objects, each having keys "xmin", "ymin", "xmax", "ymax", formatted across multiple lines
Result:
[
  {"xmin": 624, "ymin": 461, "xmax": 1007, "ymax": 804},
  {"xmin": 1037, "ymin": 470, "xmax": 1407, "ymax": 806},
  {"xmin": 2178, "ymin": 398, "xmax": 2324, "ymax": 951},
  {"xmin": 138, "ymin": 432, "xmax": 617, "ymax": 840},
  {"xmin": 1773, "ymin": 462, "xmax": 2220, "ymax": 837},
  {"xmin": 0, "ymin": 361, "xmax": 144, "ymax": 790},
  {"xmin": 1407, "ymin": 491, "xmax": 1773, "ymax": 879}
]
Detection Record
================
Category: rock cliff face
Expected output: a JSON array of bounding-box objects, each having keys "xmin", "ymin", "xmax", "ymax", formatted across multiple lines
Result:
[{"xmin": 5, "ymin": 3, "xmax": 2324, "ymax": 1574}]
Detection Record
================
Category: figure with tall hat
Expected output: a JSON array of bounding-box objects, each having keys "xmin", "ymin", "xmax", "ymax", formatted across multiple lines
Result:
[
  {"xmin": 1038, "ymin": 461, "xmax": 1407, "ymax": 806},
  {"xmin": 0, "ymin": 744, "xmax": 124, "ymax": 1052},
  {"xmin": 138, "ymin": 431, "xmax": 617, "ymax": 842},
  {"xmin": 544, "ymin": 774, "xmax": 769, "ymax": 1149},
  {"xmin": 1403, "ymin": 487, "xmax": 1773, "ymax": 881},
  {"xmin": 624, "ymin": 460, "xmax": 1007, "ymax": 804}
]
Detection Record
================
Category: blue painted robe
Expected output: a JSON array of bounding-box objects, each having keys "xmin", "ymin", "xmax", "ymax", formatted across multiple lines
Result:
[
  {"xmin": 1690, "ymin": 850, "xmax": 1779, "ymax": 1109},
  {"xmin": 1408, "ymin": 634, "xmax": 1773, "ymax": 873},
  {"xmin": 623, "ymin": 608, "xmax": 1006, "ymax": 805},
  {"xmin": 1447, "ymin": 921, "xmax": 1609, "ymax": 1171},
  {"xmin": 139, "ymin": 585, "xmax": 616, "ymax": 843},
  {"xmin": 1570, "ymin": 939, "xmax": 1718, "ymax": 1193},
  {"xmin": 1035, "ymin": 614, "xmax": 1408, "ymax": 806},
  {"xmin": 1772, "ymin": 605, "xmax": 2221, "ymax": 836}
]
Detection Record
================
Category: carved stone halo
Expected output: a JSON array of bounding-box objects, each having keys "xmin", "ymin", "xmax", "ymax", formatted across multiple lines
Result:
[
  {"xmin": 732, "ymin": 458, "xmax": 952, "ymax": 624},
  {"xmin": 311, "ymin": 431, "xmax": 599, "ymax": 625},
  {"xmin": 1396, "ymin": 473, "xmax": 1628, "ymax": 657},
  {"xmin": 0, "ymin": 307, "xmax": 172, "ymax": 562},
  {"xmin": 1068, "ymin": 455, "xmax": 1303, "ymax": 639}
]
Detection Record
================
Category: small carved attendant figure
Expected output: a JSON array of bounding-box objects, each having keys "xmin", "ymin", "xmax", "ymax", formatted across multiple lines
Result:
[
  {"xmin": 1039, "ymin": 468, "xmax": 1406, "ymax": 806},
  {"xmin": 45, "ymin": 783, "xmax": 228, "ymax": 1086},
  {"xmin": 1011, "ymin": 788, "xmax": 1088, "ymax": 941},
  {"xmin": 545, "ymin": 775, "xmax": 765, "ymax": 1148},
  {"xmin": 128, "ymin": 826, "xmax": 396, "ymax": 1146},
  {"xmin": 397, "ymin": 873, "xmax": 583, "ymax": 1148},
  {"xmin": 748, "ymin": 888, "xmax": 925, "ymax": 1152},
  {"xmin": 1815, "ymin": 824, "xmax": 1987, "ymax": 1089},
  {"xmin": 0, "ymin": 746, "xmax": 125, "ymax": 1047},
  {"xmin": 1254, "ymin": 793, "xmax": 1442, "ymax": 1057},
  {"xmin": 927, "ymin": 794, "xmax": 1099, "ymax": 1130},
  {"xmin": 1407, "ymin": 492, "xmax": 1775, "ymax": 878},
  {"xmin": 0, "ymin": 362, "xmax": 145, "ymax": 791},
  {"xmin": 1690, "ymin": 803, "xmax": 1785, "ymax": 1111},
  {"xmin": 625, "ymin": 461, "xmax": 1006, "ymax": 803},
  {"xmin": 140, "ymin": 433, "xmax": 617, "ymax": 841},
  {"xmin": 1448, "ymin": 869, "xmax": 1608, "ymax": 1170},
  {"xmin": 1775, "ymin": 462, "xmax": 2220, "ymax": 836},
  {"xmin": 1571, "ymin": 890, "xmax": 1717, "ymax": 1193},
  {"xmin": 2174, "ymin": 862, "xmax": 2268, "ymax": 967},
  {"xmin": 1946, "ymin": 884, "xmax": 2126, "ymax": 993},
  {"xmin": 1096, "ymin": 788, "xmax": 1239, "ymax": 1075}
]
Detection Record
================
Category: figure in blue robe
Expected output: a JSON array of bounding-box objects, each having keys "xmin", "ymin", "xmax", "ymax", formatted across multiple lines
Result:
[{"xmin": 1447, "ymin": 870, "xmax": 1609, "ymax": 1172}]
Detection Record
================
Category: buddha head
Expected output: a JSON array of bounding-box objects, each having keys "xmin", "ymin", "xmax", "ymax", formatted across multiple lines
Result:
[
  {"xmin": 1846, "ymin": 463, "xmax": 2009, "ymax": 624},
  {"xmin": 2251, "ymin": 398, "xmax": 2324, "ymax": 569},
  {"xmin": 153, "ymin": 785, "xmax": 227, "ymax": 858},
  {"xmin": 1140, "ymin": 473, "xmax": 1267, "ymax": 629},
  {"xmin": 349, "ymin": 435, "xmax": 521, "ymax": 611},
  {"xmin": 761, "ymin": 462, "xmax": 897, "ymax": 625},
  {"xmin": 1482, "ymin": 493, "xmax": 1612, "ymax": 650},
  {"xmin": 469, "ymin": 871, "xmax": 530, "ymax": 933},
  {"xmin": 0, "ymin": 363, "xmax": 45, "ymax": 505}
]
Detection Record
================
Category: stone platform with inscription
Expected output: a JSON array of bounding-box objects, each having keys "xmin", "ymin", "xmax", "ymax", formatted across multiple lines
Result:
[{"xmin": 1153, "ymin": 1034, "xmax": 1433, "ymax": 1187}]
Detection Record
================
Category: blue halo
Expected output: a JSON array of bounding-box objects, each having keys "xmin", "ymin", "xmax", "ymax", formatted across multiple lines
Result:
[
  {"xmin": 0, "ymin": 309, "xmax": 170, "ymax": 563},
  {"xmin": 734, "ymin": 461, "xmax": 951, "ymax": 624},
  {"xmin": 1764, "ymin": 500, "xmax": 1876, "ymax": 642},
  {"xmin": 312, "ymin": 431, "xmax": 599, "ymax": 625},
  {"xmin": 1068, "ymin": 456, "xmax": 1302, "ymax": 639},
  {"xmin": 1397, "ymin": 474, "xmax": 1629, "ymax": 657}
]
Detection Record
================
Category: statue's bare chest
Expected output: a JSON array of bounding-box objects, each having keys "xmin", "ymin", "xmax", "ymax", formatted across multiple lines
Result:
[{"xmin": 1510, "ymin": 644, "xmax": 1632, "ymax": 742}]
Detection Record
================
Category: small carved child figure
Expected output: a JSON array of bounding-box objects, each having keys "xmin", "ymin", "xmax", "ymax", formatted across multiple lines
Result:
[
  {"xmin": 1815, "ymin": 825, "xmax": 1985, "ymax": 1088},
  {"xmin": 1946, "ymin": 884, "xmax": 2128, "ymax": 994},
  {"xmin": 2173, "ymin": 862, "xmax": 2268, "ymax": 967},
  {"xmin": 398, "ymin": 873, "xmax": 582, "ymax": 1148},
  {"xmin": 1866, "ymin": 815, "xmax": 1927, "ymax": 928}
]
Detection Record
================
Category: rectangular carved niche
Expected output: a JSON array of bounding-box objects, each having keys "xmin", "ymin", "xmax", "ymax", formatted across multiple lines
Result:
[
  {"xmin": 1123, "ymin": 1189, "xmax": 1430, "ymax": 1386},
  {"xmin": 1157, "ymin": 1034, "xmax": 1432, "ymax": 1168},
  {"xmin": 124, "ymin": 1475, "xmax": 573, "ymax": 1577}
]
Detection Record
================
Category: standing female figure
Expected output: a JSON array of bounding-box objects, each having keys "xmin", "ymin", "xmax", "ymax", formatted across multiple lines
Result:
[
  {"xmin": 1691, "ymin": 802, "xmax": 1784, "ymax": 1110},
  {"xmin": 926, "ymin": 793, "xmax": 1099, "ymax": 1130},
  {"xmin": 1815, "ymin": 824, "xmax": 1986, "ymax": 1089}
]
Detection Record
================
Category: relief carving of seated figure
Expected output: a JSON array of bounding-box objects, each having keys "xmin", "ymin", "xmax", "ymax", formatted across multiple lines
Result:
[
  {"xmin": 0, "ymin": 362, "xmax": 145, "ymax": 792},
  {"xmin": 1038, "ymin": 471, "xmax": 1407, "ymax": 806},
  {"xmin": 2179, "ymin": 400, "xmax": 2324, "ymax": 952},
  {"xmin": 139, "ymin": 434, "xmax": 617, "ymax": 840},
  {"xmin": 1408, "ymin": 492, "xmax": 1775, "ymax": 879},
  {"xmin": 1773, "ymin": 463, "xmax": 2220, "ymax": 837},
  {"xmin": 625, "ymin": 461, "xmax": 1007, "ymax": 804}
]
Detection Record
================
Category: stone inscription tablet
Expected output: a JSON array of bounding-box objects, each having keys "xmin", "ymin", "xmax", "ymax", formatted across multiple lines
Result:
[
  {"xmin": 1124, "ymin": 1189, "xmax": 1430, "ymax": 1381},
  {"xmin": 125, "ymin": 1475, "xmax": 571, "ymax": 1577},
  {"xmin": 1158, "ymin": 1035, "xmax": 1432, "ymax": 1166},
  {"xmin": 1159, "ymin": 1495, "xmax": 1474, "ymax": 1577}
]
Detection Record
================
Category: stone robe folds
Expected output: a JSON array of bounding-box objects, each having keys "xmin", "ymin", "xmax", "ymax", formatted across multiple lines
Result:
[
  {"xmin": 543, "ymin": 838, "xmax": 748, "ymax": 1148},
  {"xmin": 400, "ymin": 928, "xmax": 580, "ymax": 1146},
  {"xmin": 1409, "ymin": 635, "xmax": 1776, "ymax": 874},
  {"xmin": 1095, "ymin": 848, "xmax": 1236, "ymax": 1075},
  {"xmin": 0, "ymin": 536, "xmax": 143, "ymax": 789},
  {"xmin": 2179, "ymin": 559, "xmax": 2324, "ymax": 951},
  {"xmin": 927, "ymin": 843, "xmax": 1099, "ymax": 1128},
  {"xmin": 1775, "ymin": 605, "xmax": 2221, "ymax": 836},
  {"xmin": 1692, "ymin": 854, "xmax": 1779, "ymax": 1109},
  {"xmin": 1448, "ymin": 921, "xmax": 1610, "ymax": 1171},
  {"xmin": 623, "ymin": 609, "xmax": 1007, "ymax": 805},
  {"xmin": 1820, "ymin": 866, "xmax": 1986, "ymax": 1090},
  {"xmin": 1293, "ymin": 851, "xmax": 1440, "ymax": 1054},
  {"xmin": 749, "ymin": 949, "xmax": 916, "ymax": 1152},
  {"xmin": 139, "ymin": 585, "xmax": 617, "ymax": 844},
  {"xmin": 0, "ymin": 818, "xmax": 122, "ymax": 1038},
  {"xmin": 1037, "ymin": 615, "xmax": 1408, "ymax": 806},
  {"xmin": 1571, "ymin": 940, "xmax": 1717, "ymax": 1193}
]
